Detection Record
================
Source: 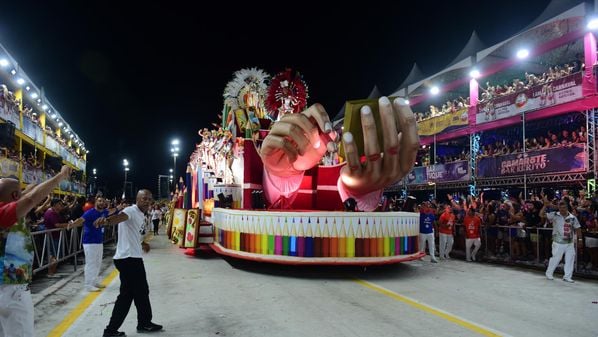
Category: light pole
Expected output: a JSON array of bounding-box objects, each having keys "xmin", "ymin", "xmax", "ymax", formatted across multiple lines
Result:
[
  {"xmin": 92, "ymin": 168, "xmax": 97, "ymax": 195},
  {"xmin": 122, "ymin": 159, "xmax": 129, "ymax": 200},
  {"xmin": 170, "ymin": 139, "xmax": 179, "ymax": 183}
]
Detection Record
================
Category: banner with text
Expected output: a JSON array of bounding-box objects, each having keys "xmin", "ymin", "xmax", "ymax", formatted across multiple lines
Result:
[
  {"xmin": 477, "ymin": 144, "xmax": 586, "ymax": 177},
  {"xmin": 418, "ymin": 108, "xmax": 469, "ymax": 136},
  {"xmin": 476, "ymin": 72, "xmax": 583, "ymax": 124},
  {"xmin": 427, "ymin": 161, "xmax": 470, "ymax": 183},
  {"xmin": 406, "ymin": 166, "xmax": 427, "ymax": 185},
  {"xmin": 406, "ymin": 161, "xmax": 470, "ymax": 185}
]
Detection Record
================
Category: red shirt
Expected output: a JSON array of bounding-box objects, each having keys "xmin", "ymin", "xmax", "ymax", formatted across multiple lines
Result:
[
  {"xmin": 438, "ymin": 212, "xmax": 455, "ymax": 235},
  {"xmin": 0, "ymin": 202, "xmax": 17, "ymax": 228},
  {"xmin": 464, "ymin": 215, "xmax": 481, "ymax": 239}
]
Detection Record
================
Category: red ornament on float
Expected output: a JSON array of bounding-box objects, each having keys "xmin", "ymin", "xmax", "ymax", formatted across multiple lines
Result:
[{"xmin": 265, "ymin": 69, "xmax": 308, "ymax": 120}]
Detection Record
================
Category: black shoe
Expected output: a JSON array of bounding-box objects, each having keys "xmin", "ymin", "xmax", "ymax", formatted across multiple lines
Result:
[
  {"xmin": 137, "ymin": 322, "xmax": 163, "ymax": 333},
  {"xmin": 103, "ymin": 330, "xmax": 126, "ymax": 337}
]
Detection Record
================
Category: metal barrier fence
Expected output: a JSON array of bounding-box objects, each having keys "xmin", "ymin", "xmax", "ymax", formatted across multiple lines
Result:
[
  {"xmin": 445, "ymin": 224, "xmax": 597, "ymax": 277},
  {"xmin": 30, "ymin": 224, "xmax": 117, "ymax": 275}
]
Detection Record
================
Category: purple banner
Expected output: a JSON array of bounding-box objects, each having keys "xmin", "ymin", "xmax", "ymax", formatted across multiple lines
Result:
[
  {"xmin": 407, "ymin": 166, "xmax": 427, "ymax": 185},
  {"xmin": 427, "ymin": 161, "xmax": 470, "ymax": 183},
  {"xmin": 477, "ymin": 144, "xmax": 586, "ymax": 177},
  {"xmin": 477, "ymin": 72, "xmax": 583, "ymax": 124},
  {"xmin": 406, "ymin": 161, "xmax": 470, "ymax": 185}
]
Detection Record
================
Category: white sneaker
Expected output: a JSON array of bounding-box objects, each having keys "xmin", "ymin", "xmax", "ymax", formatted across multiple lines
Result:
[
  {"xmin": 94, "ymin": 283, "xmax": 106, "ymax": 289},
  {"xmin": 563, "ymin": 278, "xmax": 575, "ymax": 283},
  {"xmin": 545, "ymin": 273, "xmax": 554, "ymax": 280},
  {"xmin": 431, "ymin": 259, "xmax": 438, "ymax": 263},
  {"xmin": 85, "ymin": 286, "xmax": 101, "ymax": 292}
]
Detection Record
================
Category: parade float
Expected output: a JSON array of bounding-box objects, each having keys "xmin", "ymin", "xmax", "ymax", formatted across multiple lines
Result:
[{"xmin": 167, "ymin": 67, "xmax": 423, "ymax": 265}]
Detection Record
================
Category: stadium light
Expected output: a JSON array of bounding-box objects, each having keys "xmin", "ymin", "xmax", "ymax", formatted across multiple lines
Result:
[
  {"xmin": 516, "ymin": 48, "xmax": 530, "ymax": 59},
  {"xmin": 588, "ymin": 17, "xmax": 598, "ymax": 30}
]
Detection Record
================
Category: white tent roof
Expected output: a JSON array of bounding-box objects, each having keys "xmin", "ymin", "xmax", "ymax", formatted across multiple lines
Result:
[{"xmin": 390, "ymin": 0, "xmax": 588, "ymax": 97}]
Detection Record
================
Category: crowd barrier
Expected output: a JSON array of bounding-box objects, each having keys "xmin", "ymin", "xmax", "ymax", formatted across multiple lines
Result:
[
  {"xmin": 29, "ymin": 224, "xmax": 117, "ymax": 275},
  {"xmin": 433, "ymin": 224, "xmax": 597, "ymax": 277}
]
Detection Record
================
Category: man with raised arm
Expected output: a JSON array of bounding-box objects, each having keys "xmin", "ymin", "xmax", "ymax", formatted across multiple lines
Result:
[
  {"xmin": 0, "ymin": 165, "xmax": 72, "ymax": 337},
  {"xmin": 98, "ymin": 189, "xmax": 163, "ymax": 337}
]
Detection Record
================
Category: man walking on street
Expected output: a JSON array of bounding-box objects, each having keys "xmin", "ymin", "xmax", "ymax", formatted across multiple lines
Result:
[
  {"xmin": 464, "ymin": 207, "xmax": 482, "ymax": 261},
  {"xmin": 97, "ymin": 190, "xmax": 163, "ymax": 336},
  {"xmin": 541, "ymin": 196, "xmax": 582, "ymax": 283},
  {"xmin": 438, "ymin": 205, "xmax": 456, "ymax": 259}
]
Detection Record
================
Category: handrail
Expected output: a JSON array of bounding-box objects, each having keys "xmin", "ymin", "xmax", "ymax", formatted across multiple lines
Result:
[{"xmin": 30, "ymin": 224, "xmax": 117, "ymax": 275}]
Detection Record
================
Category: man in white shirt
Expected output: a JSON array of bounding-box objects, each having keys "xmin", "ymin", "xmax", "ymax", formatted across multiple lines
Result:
[
  {"xmin": 540, "ymin": 197, "xmax": 583, "ymax": 283},
  {"xmin": 97, "ymin": 190, "xmax": 163, "ymax": 336}
]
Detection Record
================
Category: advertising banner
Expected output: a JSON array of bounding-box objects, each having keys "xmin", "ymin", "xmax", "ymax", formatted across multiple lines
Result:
[
  {"xmin": 476, "ymin": 72, "xmax": 583, "ymax": 124},
  {"xmin": 418, "ymin": 108, "xmax": 469, "ymax": 136},
  {"xmin": 427, "ymin": 161, "xmax": 470, "ymax": 183},
  {"xmin": 477, "ymin": 144, "xmax": 586, "ymax": 177}
]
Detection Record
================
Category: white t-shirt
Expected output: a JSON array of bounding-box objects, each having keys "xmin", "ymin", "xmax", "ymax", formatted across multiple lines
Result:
[
  {"xmin": 114, "ymin": 205, "xmax": 147, "ymax": 259},
  {"xmin": 546, "ymin": 211, "xmax": 581, "ymax": 244},
  {"xmin": 151, "ymin": 209, "xmax": 162, "ymax": 221}
]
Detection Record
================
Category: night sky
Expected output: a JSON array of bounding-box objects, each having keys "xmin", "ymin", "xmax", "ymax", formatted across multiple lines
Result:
[{"xmin": 0, "ymin": 0, "xmax": 552, "ymax": 197}]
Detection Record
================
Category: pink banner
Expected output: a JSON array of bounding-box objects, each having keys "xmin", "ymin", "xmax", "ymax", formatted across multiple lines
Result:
[{"xmin": 477, "ymin": 72, "xmax": 583, "ymax": 124}]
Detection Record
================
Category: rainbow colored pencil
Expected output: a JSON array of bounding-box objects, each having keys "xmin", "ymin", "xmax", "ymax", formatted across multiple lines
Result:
[
  {"xmin": 346, "ymin": 223, "xmax": 355, "ymax": 258},
  {"xmin": 314, "ymin": 223, "xmax": 322, "ymax": 257},
  {"xmin": 259, "ymin": 223, "xmax": 267, "ymax": 254},
  {"xmin": 282, "ymin": 221, "xmax": 290, "ymax": 256},
  {"xmin": 305, "ymin": 225, "xmax": 314, "ymax": 257},
  {"xmin": 329, "ymin": 220, "xmax": 338, "ymax": 257},
  {"xmin": 267, "ymin": 221, "xmax": 275, "ymax": 255},
  {"xmin": 297, "ymin": 222, "xmax": 305, "ymax": 257},
  {"xmin": 355, "ymin": 222, "xmax": 364, "ymax": 257},
  {"xmin": 274, "ymin": 221, "xmax": 283, "ymax": 255},
  {"xmin": 321, "ymin": 221, "xmax": 330, "ymax": 258},
  {"xmin": 290, "ymin": 225, "xmax": 297, "ymax": 257}
]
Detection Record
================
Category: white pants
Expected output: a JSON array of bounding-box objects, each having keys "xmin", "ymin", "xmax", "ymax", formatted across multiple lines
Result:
[
  {"xmin": 546, "ymin": 242, "xmax": 576, "ymax": 280},
  {"xmin": 439, "ymin": 233, "xmax": 454, "ymax": 259},
  {"xmin": 466, "ymin": 238, "xmax": 481, "ymax": 261},
  {"xmin": 419, "ymin": 233, "xmax": 436, "ymax": 260},
  {"xmin": 0, "ymin": 285, "xmax": 34, "ymax": 337},
  {"xmin": 83, "ymin": 243, "xmax": 103, "ymax": 288}
]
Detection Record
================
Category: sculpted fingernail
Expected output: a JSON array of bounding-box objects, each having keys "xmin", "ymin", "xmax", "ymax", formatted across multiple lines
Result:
[
  {"xmin": 313, "ymin": 139, "xmax": 321, "ymax": 149},
  {"xmin": 324, "ymin": 122, "xmax": 332, "ymax": 133},
  {"xmin": 361, "ymin": 105, "xmax": 372, "ymax": 116},
  {"xmin": 394, "ymin": 97, "xmax": 409, "ymax": 106},
  {"xmin": 379, "ymin": 96, "xmax": 390, "ymax": 106},
  {"xmin": 343, "ymin": 132, "xmax": 354, "ymax": 143}
]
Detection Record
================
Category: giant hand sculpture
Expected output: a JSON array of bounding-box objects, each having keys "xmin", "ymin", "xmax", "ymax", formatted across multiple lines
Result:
[{"xmin": 259, "ymin": 96, "xmax": 419, "ymax": 210}]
